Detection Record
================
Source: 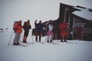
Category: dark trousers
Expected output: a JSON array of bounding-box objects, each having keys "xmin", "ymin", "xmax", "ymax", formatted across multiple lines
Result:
[{"xmin": 35, "ymin": 32, "xmax": 42, "ymax": 42}]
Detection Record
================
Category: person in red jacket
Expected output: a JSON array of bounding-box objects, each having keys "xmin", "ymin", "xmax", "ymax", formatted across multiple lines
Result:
[
  {"xmin": 60, "ymin": 20, "xmax": 68, "ymax": 42},
  {"xmin": 13, "ymin": 20, "xmax": 22, "ymax": 45}
]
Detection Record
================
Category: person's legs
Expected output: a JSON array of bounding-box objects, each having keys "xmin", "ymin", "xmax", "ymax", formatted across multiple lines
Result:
[
  {"xmin": 13, "ymin": 33, "xmax": 20, "ymax": 45},
  {"xmin": 23, "ymin": 31, "xmax": 27, "ymax": 43},
  {"xmin": 17, "ymin": 33, "xmax": 21, "ymax": 44},
  {"xmin": 39, "ymin": 32, "xmax": 42, "ymax": 42},
  {"xmin": 26, "ymin": 31, "xmax": 29, "ymax": 42},
  {"xmin": 64, "ymin": 36, "xmax": 67, "ymax": 42},
  {"xmin": 64, "ymin": 31, "xmax": 68, "ymax": 42},
  {"xmin": 23, "ymin": 36, "xmax": 27, "ymax": 43},
  {"xmin": 50, "ymin": 31, "xmax": 53, "ymax": 42},
  {"xmin": 47, "ymin": 36, "xmax": 49, "ymax": 42},
  {"xmin": 61, "ymin": 32, "xmax": 63, "ymax": 42},
  {"xmin": 13, "ymin": 33, "xmax": 18, "ymax": 45},
  {"xmin": 47, "ymin": 31, "xmax": 50, "ymax": 42},
  {"xmin": 35, "ymin": 32, "xmax": 38, "ymax": 42}
]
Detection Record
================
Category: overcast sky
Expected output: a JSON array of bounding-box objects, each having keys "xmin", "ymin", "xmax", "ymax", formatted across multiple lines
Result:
[{"xmin": 0, "ymin": 0, "xmax": 92, "ymax": 29}]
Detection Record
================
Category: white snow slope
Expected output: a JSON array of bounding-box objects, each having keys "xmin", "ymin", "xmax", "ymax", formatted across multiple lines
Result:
[{"xmin": 0, "ymin": 30, "xmax": 92, "ymax": 61}]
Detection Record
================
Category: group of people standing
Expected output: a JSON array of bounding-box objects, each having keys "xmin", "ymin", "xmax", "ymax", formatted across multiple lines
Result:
[
  {"xmin": 34, "ymin": 20, "xmax": 54, "ymax": 43},
  {"xmin": 13, "ymin": 20, "xmax": 31, "ymax": 45},
  {"xmin": 13, "ymin": 20, "xmax": 68, "ymax": 45}
]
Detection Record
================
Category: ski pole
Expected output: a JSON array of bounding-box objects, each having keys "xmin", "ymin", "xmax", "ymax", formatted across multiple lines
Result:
[
  {"xmin": 31, "ymin": 32, "xmax": 34, "ymax": 44},
  {"xmin": 7, "ymin": 30, "xmax": 13, "ymax": 47}
]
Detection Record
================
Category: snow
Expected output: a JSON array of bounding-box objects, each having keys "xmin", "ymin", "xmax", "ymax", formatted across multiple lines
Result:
[
  {"xmin": 73, "ymin": 9, "xmax": 92, "ymax": 20},
  {"xmin": 0, "ymin": 30, "xmax": 92, "ymax": 61}
]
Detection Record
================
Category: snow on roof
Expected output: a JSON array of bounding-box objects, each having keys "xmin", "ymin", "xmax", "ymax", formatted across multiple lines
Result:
[{"xmin": 73, "ymin": 9, "xmax": 92, "ymax": 21}]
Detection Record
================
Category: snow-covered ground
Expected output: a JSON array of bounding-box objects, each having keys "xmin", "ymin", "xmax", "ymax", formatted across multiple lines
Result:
[{"xmin": 0, "ymin": 30, "xmax": 92, "ymax": 61}]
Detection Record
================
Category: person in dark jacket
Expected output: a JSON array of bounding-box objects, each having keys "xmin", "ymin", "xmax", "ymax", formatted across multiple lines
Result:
[
  {"xmin": 34, "ymin": 20, "xmax": 43, "ymax": 42},
  {"xmin": 23, "ymin": 20, "xmax": 31, "ymax": 43}
]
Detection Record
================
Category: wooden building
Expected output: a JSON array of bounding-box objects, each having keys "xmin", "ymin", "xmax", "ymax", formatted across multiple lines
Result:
[
  {"xmin": 72, "ymin": 7, "xmax": 92, "ymax": 40},
  {"xmin": 32, "ymin": 3, "xmax": 92, "ymax": 41},
  {"xmin": 54, "ymin": 3, "xmax": 92, "ymax": 40}
]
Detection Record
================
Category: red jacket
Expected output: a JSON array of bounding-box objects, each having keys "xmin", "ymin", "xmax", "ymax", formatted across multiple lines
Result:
[
  {"xmin": 60, "ymin": 21, "xmax": 68, "ymax": 36},
  {"xmin": 14, "ymin": 23, "xmax": 22, "ymax": 33},
  {"xmin": 60, "ymin": 22, "xmax": 68, "ymax": 29}
]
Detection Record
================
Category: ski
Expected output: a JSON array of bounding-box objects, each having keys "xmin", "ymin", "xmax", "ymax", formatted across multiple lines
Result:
[
  {"xmin": 8, "ymin": 43, "xmax": 28, "ymax": 47},
  {"xmin": 51, "ymin": 42, "xmax": 59, "ymax": 45},
  {"xmin": 20, "ymin": 41, "xmax": 34, "ymax": 45},
  {"xmin": 35, "ymin": 41, "xmax": 45, "ymax": 44},
  {"xmin": 18, "ymin": 42, "xmax": 28, "ymax": 47},
  {"xmin": 66, "ymin": 42, "xmax": 78, "ymax": 44},
  {"xmin": 60, "ymin": 41, "xmax": 78, "ymax": 44},
  {"xmin": 39, "ymin": 42, "xmax": 45, "ymax": 44},
  {"xmin": 25, "ymin": 42, "xmax": 34, "ymax": 45},
  {"xmin": 47, "ymin": 42, "xmax": 59, "ymax": 45}
]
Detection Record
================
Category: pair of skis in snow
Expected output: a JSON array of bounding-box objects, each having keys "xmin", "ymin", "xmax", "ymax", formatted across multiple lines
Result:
[
  {"xmin": 7, "ymin": 30, "xmax": 34, "ymax": 47},
  {"xmin": 19, "ymin": 41, "xmax": 34, "ymax": 47},
  {"xmin": 8, "ymin": 41, "xmax": 34, "ymax": 47},
  {"xmin": 36, "ymin": 41, "xmax": 59, "ymax": 45}
]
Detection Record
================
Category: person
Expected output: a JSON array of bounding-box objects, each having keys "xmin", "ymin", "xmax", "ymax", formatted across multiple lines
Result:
[
  {"xmin": 13, "ymin": 20, "xmax": 22, "ymax": 45},
  {"xmin": 13, "ymin": 21, "xmax": 18, "ymax": 33},
  {"xmin": 42, "ymin": 25, "xmax": 46, "ymax": 36},
  {"xmin": 60, "ymin": 20, "xmax": 68, "ymax": 42},
  {"xmin": 34, "ymin": 20, "xmax": 43, "ymax": 42},
  {"xmin": 23, "ymin": 20, "xmax": 31, "ymax": 43},
  {"xmin": 47, "ymin": 20, "xmax": 53, "ymax": 42},
  {"xmin": 52, "ymin": 23, "xmax": 56, "ymax": 40}
]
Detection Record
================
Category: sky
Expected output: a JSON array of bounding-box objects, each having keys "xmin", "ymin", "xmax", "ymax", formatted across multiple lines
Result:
[{"xmin": 0, "ymin": 0, "xmax": 92, "ymax": 29}]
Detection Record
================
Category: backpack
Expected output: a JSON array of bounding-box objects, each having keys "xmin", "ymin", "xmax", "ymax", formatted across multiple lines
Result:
[{"xmin": 13, "ymin": 21, "xmax": 18, "ymax": 33}]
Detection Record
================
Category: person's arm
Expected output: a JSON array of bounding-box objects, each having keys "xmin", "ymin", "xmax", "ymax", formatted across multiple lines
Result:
[
  {"xmin": 30, "ymin": 25, "xmax": 31, "ymax": 29},
  {"xmin": 35, "ymin": 20, "xmax": 37, "ymax": 25},
  {"xmin": 46, "ymin": 22, "xmax": 49, "ymax": 30},
  {"xmin": 28, "ymin": 25, "xmax": 31, "ymax": 29}
]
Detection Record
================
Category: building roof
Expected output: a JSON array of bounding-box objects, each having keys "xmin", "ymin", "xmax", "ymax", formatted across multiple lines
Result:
[{"xmin": 72, "ymin": 6, "xmax": 92, "ymax": 21}]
